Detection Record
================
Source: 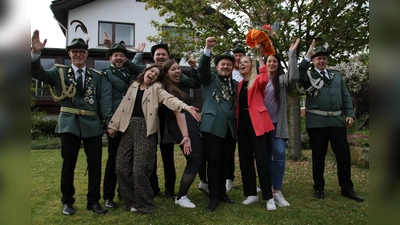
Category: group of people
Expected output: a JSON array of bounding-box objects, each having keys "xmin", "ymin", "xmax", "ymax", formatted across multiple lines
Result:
[{"xmin": 31, "ymin": 28, "xmax": 363, "ymax": 216}]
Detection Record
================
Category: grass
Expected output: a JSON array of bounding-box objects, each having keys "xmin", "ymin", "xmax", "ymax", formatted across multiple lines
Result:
[{"xmin": 31, "ymin": 140, "xmax": 369, "ymax": 225}]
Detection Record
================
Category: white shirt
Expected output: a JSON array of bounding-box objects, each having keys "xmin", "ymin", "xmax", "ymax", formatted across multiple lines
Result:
[{"xmin": 232, "ymin": 69, "xmax": 243, "ymax": 82}]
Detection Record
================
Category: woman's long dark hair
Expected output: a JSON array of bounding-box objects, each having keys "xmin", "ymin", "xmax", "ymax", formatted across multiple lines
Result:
[
  {"xmin": 265, "ymin": 54, "xmax": 284, "ymax": 105},
  {"xmin": 161, "ymin": 59, "xmax": 186, "ymax": 100}
]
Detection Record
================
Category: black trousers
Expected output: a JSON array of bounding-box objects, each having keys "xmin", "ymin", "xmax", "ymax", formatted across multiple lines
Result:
[
  {"xmin": 60, "ymin": 133, "xmax": 102, "ymax": 205},
  {"xmin": 149, "ymin": 142, "xmax": 176, "ymax": 195},
  {"xmin": 307, "ymin": 127, "xmax": 354, "ymax": 192},
  {"xmin": 237, "ymin": 110, "xmax": 272, "ymax": 200},
  {"xmin": 103, "ymin": 132, "xmax": 122, "ymax": 200},
  {"xmin": 202, "ymin": 129, "xmax": 236, "ymax": 199}
]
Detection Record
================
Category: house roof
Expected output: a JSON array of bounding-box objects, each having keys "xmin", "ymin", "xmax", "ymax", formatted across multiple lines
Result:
[
  {"xmin": 50, "ymin": 0, "xmax": 96, "ymax": 36},
  {"xmin": 50, "ymin": 0, "xmax": 231, "ymax": 36}
]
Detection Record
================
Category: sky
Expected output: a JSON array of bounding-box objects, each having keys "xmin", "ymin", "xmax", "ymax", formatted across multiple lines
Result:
[{"xmin": 30, "ymin": 0, "xmax": 66, "ymax": 48}]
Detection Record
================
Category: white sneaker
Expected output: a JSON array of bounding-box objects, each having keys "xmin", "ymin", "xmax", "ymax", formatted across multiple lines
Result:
[
  {"xmin": 226, "ymin": 179, "xmax": 234, "ymax": 193},
  {"xmin": 130, "ymin": 207, "xmax": 137, "ymax": 212},
  {"xmin": 198, "ymin": 180, "xmax": 209, "ymax": 194},
  {"xmin": 266, "ymin": 198, "xmax": 277, "ymax": 211},
  {"xmin": 242, "ymin": 195, "xmax": 259, "ymax": 205},
  {"xmin": 257, "ymin": 187, "xmax": 261, "ymax": 193},
  {"xmin": 273, "ymin": 192, "xmax": 290, "ymax": 207},
  {"xmin": 175, "ymin": 196, "xmax": 196, "ymax": 208}
]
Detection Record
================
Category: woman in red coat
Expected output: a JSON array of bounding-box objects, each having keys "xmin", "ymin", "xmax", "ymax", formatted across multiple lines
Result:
[{"xmin": 236, "ymin": 45, "xmax": 276, "ymax": 211}]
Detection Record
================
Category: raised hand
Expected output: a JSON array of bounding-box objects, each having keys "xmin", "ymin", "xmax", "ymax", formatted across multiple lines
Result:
[
  {"xmin": 289, "ymin": 38, "xmax": 300, "ymax": 51},
  {"xmin": 306, "ymin": 39, "xmax": 316, "ymax": 59},
  {"xmin": 103, "ymin": 32, "xmax": 112, "ymax": 48},
  {"xmin": 31, "ymin": 30, "xmax": 47, "ymax": 54},
  {"xmin": 205, "ymin": 37, "xmax": 217, "ymax": 49},
  {"xmin": 132, "ymin": 43, "xmax": 146, "ymax": 53},
  {"xmin": 187, "ymin": 53, "xmax": 197, "ymax": 68}
]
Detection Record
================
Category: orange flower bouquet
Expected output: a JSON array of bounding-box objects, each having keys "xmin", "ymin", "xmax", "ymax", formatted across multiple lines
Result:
[{"xmin": 246, "ymin": 29, "xmax": 275, "ymax": 55}]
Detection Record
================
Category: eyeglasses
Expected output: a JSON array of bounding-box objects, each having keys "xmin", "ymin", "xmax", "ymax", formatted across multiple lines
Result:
[{"xmin": 70, "ymin": 50, "xmax": 87, "ymax": 55}]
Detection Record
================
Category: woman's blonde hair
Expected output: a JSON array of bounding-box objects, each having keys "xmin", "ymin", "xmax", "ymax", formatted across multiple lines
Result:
[{"xmin": 242, "ymin": 56, "xmax": 258, "ymax": 90}]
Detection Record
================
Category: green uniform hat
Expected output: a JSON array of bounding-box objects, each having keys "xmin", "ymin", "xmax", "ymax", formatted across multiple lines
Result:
[
  {"xmin": 311, "ymin": 47, "xmax": 330, "ymax": 59},
  {"xmin": 232, "ymin": 44, "xmax": 246, "ymax": 54},
  {"xmin": 106, "ymin": 42, "xmax": 128, "ymax": 58},
  {"xmin": 151, "ymin": 43, "xmax": 169, "ymax": 57},
  {"xmin": 215, "ymin": 51, "xmax": 235, "ymax": 66},
  {"xmin": 66, "ymin": 38, "xmax": 88, "ymax": 51}
]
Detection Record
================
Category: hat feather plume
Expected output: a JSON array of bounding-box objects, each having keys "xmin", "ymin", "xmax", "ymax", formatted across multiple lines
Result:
[{"xmin": 70, "ymin": 20, "xmax": 90, "ymax": 44}]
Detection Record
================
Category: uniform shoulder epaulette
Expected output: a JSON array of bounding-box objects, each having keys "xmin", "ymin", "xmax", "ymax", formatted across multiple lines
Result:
[
  {"xmin": 328, "ymin": 68, "xmax": 341, "ymax": 73},
  {"xmin": 54, "ymin": 64, "xmax": 69, "ymax": 68},
  {"xmin": 89, "ymin": 67, "xmax": 102, "ymax": 75}
]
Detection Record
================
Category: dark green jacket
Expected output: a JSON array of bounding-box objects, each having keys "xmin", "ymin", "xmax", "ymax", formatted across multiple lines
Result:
[
  {"xmin": 195, "ymin": 53, "xmax": 238, "ymax": 139},
  {"xmin": 298, "ymin": 59, "xmax": 354, "ymax": 129},
  {"xmin": 31, "ymin": 58, "xmax": 112, "ymax": 138},
  {"xmin": 102, "ymin": 65, "xmax": 131, "ymax": 126}
]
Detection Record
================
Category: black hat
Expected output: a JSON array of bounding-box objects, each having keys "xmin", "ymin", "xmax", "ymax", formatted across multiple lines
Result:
[
  {"xmin": 311, "ymin": 47, "xmax": 330, "ymax": 59},
  {"xmin": 106, "ymin": 42, "xmax": 128, "ymax": 58},
  {"xmin": 151, "ymin": 43, "xmax": 169, "ymax": 57},
  {"xmin": 214, "ymin": 51, "xmax": 235, "ymax": 66},
  {"xmin": 66, "ymin": 38, "xmax": 88, "ymax": 51},
  {"xmin": 232, "ymin": 44, "xmax": 246, "ymax": 54}
]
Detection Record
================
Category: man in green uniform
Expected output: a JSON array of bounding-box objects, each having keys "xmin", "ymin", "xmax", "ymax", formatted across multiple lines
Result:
[
  {"xmin": 298, "ymin": 39, "xmax": 363, "ymax": 202},
  {"xmin": 101, "ymin": 42, "xmax": 133, "ymax": 209},
  {"xmin": 31, "ymin": 30, "xmax": 112, "ymax": 215},
  {"xmin": 195, "ymin": 37, "xmax": 238, "ymax": 211}
]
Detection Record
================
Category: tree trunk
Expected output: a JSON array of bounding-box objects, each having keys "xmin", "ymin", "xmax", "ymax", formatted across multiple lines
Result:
[{"xmin": 287, "ymin": 90, "xmax": 302, "ymax": 160}]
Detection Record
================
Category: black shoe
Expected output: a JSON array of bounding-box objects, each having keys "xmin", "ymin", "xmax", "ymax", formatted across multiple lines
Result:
[
  {"xmin": 87, "ymin": 203, "xmax": 108, "ymax": 214},
  {"xmin": 218, "ymin": 195, "xmax": 235, "ymax": 204},
  {"xmin": 165, "ymin": 191, "xmax": 176, "ymax": 200},
  {"xmin": 62, "ymin": 204, "xmax": 74, "ymax": 215},
  {"xmin": 313, "ymin": 190, "xmax": 325, "ymax": 199},
  {"xmin": 104, "ymin": 199, "xmax": 118, "ymax": 208},
  {"xmin": 206, "ymin": 199, "xmax": 219, "ymax": 211},
  {"xmin": 341, "ymin": 190, "xmax": 364, "ymax": 202}
]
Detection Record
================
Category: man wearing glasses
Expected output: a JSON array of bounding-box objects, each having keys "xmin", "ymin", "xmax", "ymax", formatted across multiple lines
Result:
[{"xmin": 31, "ymin": 30, "xmax": 112, "ymax": 215}]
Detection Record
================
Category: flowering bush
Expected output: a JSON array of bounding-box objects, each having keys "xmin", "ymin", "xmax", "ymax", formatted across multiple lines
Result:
[{"xmin": 347, "ymin": 133, "xmax": 369, "ymax": 147}]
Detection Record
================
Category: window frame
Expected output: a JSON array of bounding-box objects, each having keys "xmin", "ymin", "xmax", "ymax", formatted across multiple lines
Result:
[{"xmin": 98, "ymin": 21, "xmax": 135, "ymax": 47}]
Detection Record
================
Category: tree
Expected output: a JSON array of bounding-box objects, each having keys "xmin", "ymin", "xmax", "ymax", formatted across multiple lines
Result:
[{"xmin": 144, "ymin": 0, "xmax": 369, "ymax": 158}]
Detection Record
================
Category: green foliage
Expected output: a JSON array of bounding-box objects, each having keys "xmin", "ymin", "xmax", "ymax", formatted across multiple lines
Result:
[
  {"xmin": 144, "ymin": 0, "xmax": 369, "ymax": 67},
  {"xmin": 31, "ymin": 109, "xmax": 58, "ymax": 139},
  {"xmin": 31, "ymin": 146, "xmax": 369, "ymax": 224}
]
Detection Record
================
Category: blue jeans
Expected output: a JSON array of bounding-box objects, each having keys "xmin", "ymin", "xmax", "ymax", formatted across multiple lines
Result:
[{"xmin": 267, "ymin": 123, "xmax": 287, "ymax": 191}]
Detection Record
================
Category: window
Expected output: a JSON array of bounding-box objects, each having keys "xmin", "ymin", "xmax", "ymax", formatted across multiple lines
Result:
[
  {"xmin": 94, "ymin": 59, "xmax": 110, "ymax": 71},
  {"xmin": 99, "ymin": 22, "xmax": 135, "ymax": 46}
]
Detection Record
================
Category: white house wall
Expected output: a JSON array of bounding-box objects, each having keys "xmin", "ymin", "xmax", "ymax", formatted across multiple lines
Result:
[{"xmin": 66, "ymin": 0, "xmax": 167, "ymax": 50}]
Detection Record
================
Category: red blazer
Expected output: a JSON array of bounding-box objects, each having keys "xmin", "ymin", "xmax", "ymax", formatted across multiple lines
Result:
[{"xmin": 236, "ymin": 65, "xmax": 274, "ymax": 136}]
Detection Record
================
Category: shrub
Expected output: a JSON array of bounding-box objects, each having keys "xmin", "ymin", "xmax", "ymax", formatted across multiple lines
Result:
[{"xmin": 31, "ymin": 109, "xmax": 58, "ymax": 139}]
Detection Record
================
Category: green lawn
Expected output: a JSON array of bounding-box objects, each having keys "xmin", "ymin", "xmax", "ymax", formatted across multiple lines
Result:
[{"xmin": 31, "ymin": 144, "xmax": 369, "ymax": 225}]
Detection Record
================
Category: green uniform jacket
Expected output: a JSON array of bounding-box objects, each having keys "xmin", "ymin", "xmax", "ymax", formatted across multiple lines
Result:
[
  {"xmin": 195, "ymin": 53, "xmax": 238, "ymax": 139},
  {"xmin": 102, "ymin": 66, "xmax": 132, "ymax": 127},
  {"xmin": 31, "ymin": 58, "xmax": 112, "ymax": 138},
  {"xmin": 298, "ymin": 59, "xmax": 354, "ymax": 129},
  {"xmin": 127, "ymin": 53, "xmax": 201, "ymax": 88}
]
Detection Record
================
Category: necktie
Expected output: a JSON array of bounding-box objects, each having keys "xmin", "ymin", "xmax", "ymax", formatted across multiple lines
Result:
[
  {"xmin": 119, "ymin": 69, "xmax": 126, "ymax": 77},
  {"xmin": 320, "ymin": 71, "xmax": 327, "ymax": 79},
  {"xmin": 76, "ymin": 69, "xmax": 83, "ymax": 91}
]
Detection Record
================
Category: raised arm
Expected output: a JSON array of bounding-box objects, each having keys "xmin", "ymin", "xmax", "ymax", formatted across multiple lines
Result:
[
  {"xmin": 286, "ymin": 38, "xmax": 300, "ymax": 90},
  {"xmin": 197, "ymin": 37, "xmax": 217, "ymax": 85}
]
